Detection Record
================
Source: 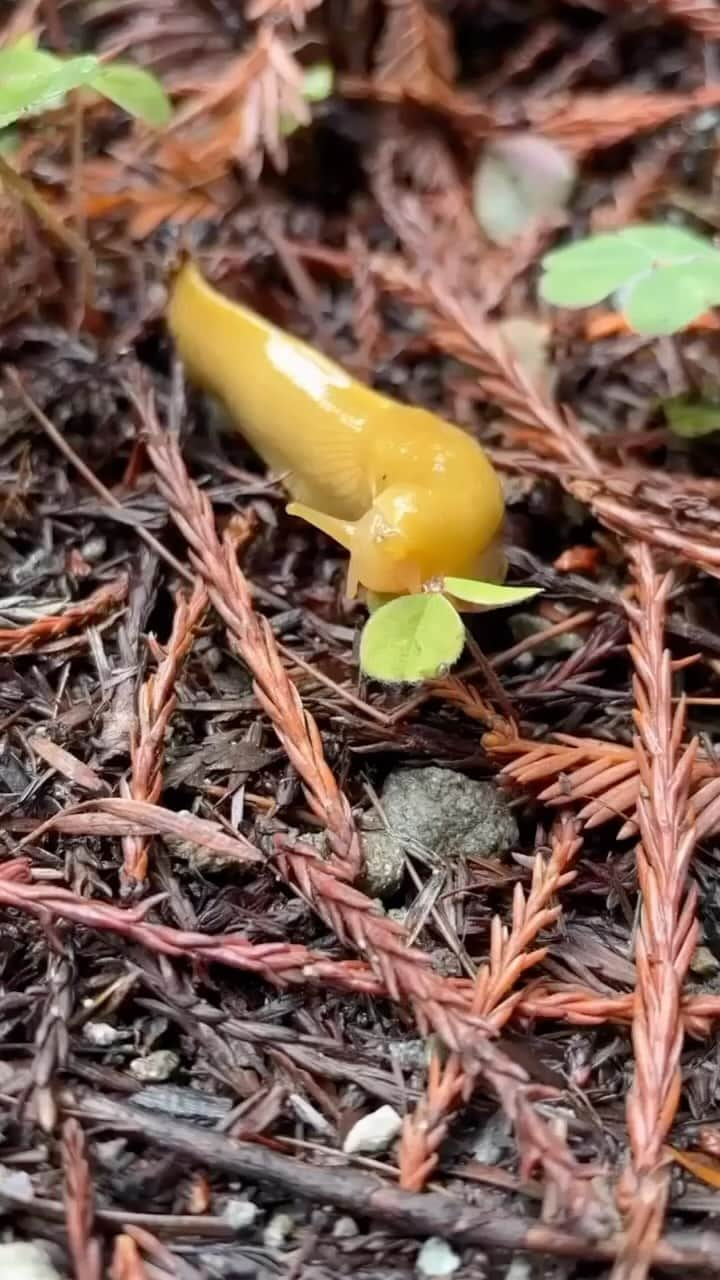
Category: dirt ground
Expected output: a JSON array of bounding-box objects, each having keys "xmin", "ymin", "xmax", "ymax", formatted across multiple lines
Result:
[{"xmin": 4, "ymin": 1, "xmax": 720, "ymax": 1277}]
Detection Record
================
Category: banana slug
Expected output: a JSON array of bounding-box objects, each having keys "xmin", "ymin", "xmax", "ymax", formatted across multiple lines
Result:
[{"xmin": 167, "ymin": 260, "xmax": 506, "ymax": 599}]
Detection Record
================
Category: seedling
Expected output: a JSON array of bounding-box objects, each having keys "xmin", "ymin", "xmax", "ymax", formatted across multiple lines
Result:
[
  {"xmin": 0, "ymin": 35, "xmax": 171, "ymax": 129},
  {"xmin": 0, "ymin": 36, "xmax": 171, "ymax": 266},
  {"xmin": 280, "ymin": 61, "xmax": 335, "ymax": 136},
  {"xmin": 359, "ymin": 578, "xmax": 542, "ymax": 684},
  {"xmin": 539, "ymin": 223, "xmax": 720, "ymax": 336}
]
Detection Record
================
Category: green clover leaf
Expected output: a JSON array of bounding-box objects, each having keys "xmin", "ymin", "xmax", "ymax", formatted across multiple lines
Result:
[
  {"xmin": 0, "ymin": 52, "xmax": 100, "ymax": 129},
  {"xmin": 442, "ymin": 578, "xmax": 543, "ymax": 607},
  {"xmin": 90, "ymin": 63, "xmax": 171, "ymax": 127},
  {"xmin": 0, "ymin": 39, "xmax": 171, "ymax": 131},
  {"xmin": 539, "ymin": 223, "xmax": 720, "ymax": 335},
  {"xmin": 359, "ymin": 594, "xmax": 465, "ymax": 684},
  {"xmin": 662, "ymin": 395, "xmax": 720, "ymax": 439}
]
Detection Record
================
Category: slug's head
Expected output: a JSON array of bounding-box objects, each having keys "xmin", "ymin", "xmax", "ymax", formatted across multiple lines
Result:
[{"xmin": 287, "ymin": 483, "xmax": 501, "ymax": 598}]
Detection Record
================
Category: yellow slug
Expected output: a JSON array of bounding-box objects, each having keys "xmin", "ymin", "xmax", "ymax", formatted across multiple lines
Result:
[{"xmin": 167, "ymin": 260, "xmax": 506, "ymax": 599}]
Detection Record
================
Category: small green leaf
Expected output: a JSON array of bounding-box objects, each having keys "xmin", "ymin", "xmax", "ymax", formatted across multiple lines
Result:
[
  {"xmin": 540, "ymin": 223, "xmax": 720, "ymax": 331},
  {"xmin": 663, "ymin": 395, "xmax": 720, "ymax": 438},
  {"xmin": 540, "ymin": 234, "xmax": 648, "ymax": 308},
  {"xmin": 279, "ymin": 62, "xmax": 330, "ymax": 137},
  {"xmin": 622, "ymin": 263, "xmax": 716, "ymax": 335},
  {"xmin": 359, "ymin": 594, "xmax": 465, "ymax": 684},
  {"xmin": 443, "ymin": 578, "xmax": 543, "ymax": 608},
  {"xmin": 0, "ymin": 54, "xmax": 99, "ymax": 129},
  {"xmin": 617, "ymin": 224, "xmax": 716, "ymax": 259},
  {"xmin": 90, "ymin": 63, "xmax": 171, "ymax": 126},
  {"xmin": 302, "ymin": 62, "xmax": 334, "ymax": 103},
  {"xmin": 0, "ymin": 43, "xmax": 60, "ymax": 78}
]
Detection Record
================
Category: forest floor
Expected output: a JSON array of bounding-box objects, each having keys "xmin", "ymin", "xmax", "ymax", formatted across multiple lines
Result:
[{"xmin": 4, "ymin": 1, "xmax": 720, "ymax": 1277}]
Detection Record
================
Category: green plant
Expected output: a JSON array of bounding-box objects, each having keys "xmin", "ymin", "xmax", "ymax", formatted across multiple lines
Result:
[
  {"xmin": 539, "ymin": 224, "xmax": 720, "ymax": 336},
  {"xmin": 359, "ymin": 578, "xmax": 541, "ymax": 684},
  {"xmin": 280, "ymin": 61, "xmax": 335, "ymax": 136},
  {"xmin": 0, "ymin": 35, "xmax": 171, "ymax": 129},
  {"xmin": 0, "ymin": 36, "xmax": 171, "ymax": 267}
]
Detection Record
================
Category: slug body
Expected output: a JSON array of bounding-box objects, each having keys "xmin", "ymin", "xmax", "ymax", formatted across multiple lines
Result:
[{"xmin": 167, "ymin": 261, "xmax": 506, "ymax": 598}]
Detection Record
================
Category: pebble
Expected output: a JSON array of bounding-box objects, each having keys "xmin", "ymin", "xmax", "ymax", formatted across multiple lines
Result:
[
  {"xmin": 332, "ymin": 1215, "xmax": 359, "ymax": 1239},
  {"xmin": 304, "ymin": 828, "xmax": 404, "ymax": 901},
  {"xmin": 222, "ymin": 1199, "xmax": 259, "ymax": 1231},
  {"xmin": 342, "ymin": 1104, "xmax": 402, "ymax": 1155},
  {"xmin": 0, "ymin": 1244, "xmax": 62, "ymax": 1280},
  {"xmin": 358, "ymin": 826, "xmax": 405, "ymax": 899},
  {"xmin": 82, "ymin": 1021, "xmax": 122, "ymax": 1047},
  {"xmin": 416, "ymin": 1238, "xmax": 461, "ymax": 1278},
  {"xmin": 263, "ymin": 1211, "xmax": 295, "ymax": 1250},
  {"xmin": 129, "ymin": 1050, "xmax": 179, "ymax": 1083},
  {"xmin": 690, "ymin": 944, "xmax": 720, "ymax": 977},
  {"xmin": 471, "ymin": 1110, "xmax": 511, "ymax": 1164},
  {"xmin": 381, "ymin": 766, "xmax": 518, "ymax": 862}
]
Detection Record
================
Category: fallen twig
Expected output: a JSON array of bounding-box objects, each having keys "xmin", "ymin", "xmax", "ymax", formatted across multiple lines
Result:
[{"xmin": 74, "ymin": 1093, "xmax": 720, "ymax": 1272}]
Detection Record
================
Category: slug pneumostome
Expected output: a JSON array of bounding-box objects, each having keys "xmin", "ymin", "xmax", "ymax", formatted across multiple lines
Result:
[{"xmin": 167, "ymin": 260, "xmax": 506, "ymax": 600}]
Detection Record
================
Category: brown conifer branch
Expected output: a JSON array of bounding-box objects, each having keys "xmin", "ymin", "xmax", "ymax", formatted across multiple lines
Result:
[
  {"xmin": 613, "ymin": 545, "xmax": 700, "ymax": 1280},
  {"xmin": 121, "ymin": 579, "xmax": 208, "ymax": 886}
]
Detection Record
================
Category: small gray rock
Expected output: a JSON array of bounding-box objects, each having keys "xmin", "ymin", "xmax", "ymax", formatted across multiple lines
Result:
[
  {"xmin": 359, "ymin": 827, "xmax": 404, "ymax": 898},
  {"xmin": 304, "ymin": 828, "xmax": 404, "ymax": 901},
  {"xmin": 381, "ymin": 767, "xmax": 517, "ymax": 862},
  {"xmin": 0, "ymin": 1244, "xmax": 61, "ymax": 1280},
  {"xmin": 263, "ymin": 1211, "xmax": 295, "ymax": 1249},
  {"xmin": 471, "ymin": 1110, "xmax": 511, "ymax": 1164},
  {"xmin": 343, "ymin": 1104, "xmax": 402, "ymax": 1155},
  {"xmin": 691, "ymin": 944, "xmax": 720, "ymax": 977},
  {"xmin": 333, "ymin": 1215, "xmax": 359, "ymax": 1238},
  {"xmin": 416, "ymin": 1237, "xmax": 460, "ymax": 1278},
  {"xmin": 129, "ymin": 1050, "xmax": 179, "ymax": 1083},
  {"xmin": 222, "ymin": 1198, "xmax": 258, "ymax": 1231},
  {"xmin": 82, "ymin": 1021, "xmax": 122, "ymax": 1047}
]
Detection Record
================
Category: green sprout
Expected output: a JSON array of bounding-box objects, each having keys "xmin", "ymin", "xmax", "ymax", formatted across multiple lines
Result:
[
  {"xmin": 662, "ymin": 394, "xmax": 720, "ymax": 439},
  {"xmin": 359, "ymin": 579, "xmax": 542, "ymax": 684},
  {"xmin": 0, "ymin": 35, "xmax": 171, "ymax": 130},
  {"xmin": 0, "ymin": 35, "xmax": 171, "ymax": 275},
  {"xmin": 539, "ymin": 224, "xmax": 720, "ymax": 336},
  {"xmin": 280, "ymin": 61, "xmax": 335, "ymax": 137}
]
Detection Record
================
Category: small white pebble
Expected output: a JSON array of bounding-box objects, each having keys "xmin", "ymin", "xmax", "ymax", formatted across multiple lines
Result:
[
  {"xmin": 129, "ymin": 1050, "xmax": 179, "ymax": 1083},
  {"xmin": 504, "ymin": 1258, "xmax": 532, "ymax": 1280},
  {"xmin": 94, "ymin": 1138, "xmax": 127, "ymax": 1168},
  {"xmin": 472, "ymin": 1110, "xmax": 510, "ymax": 1164},
  {"xmin": 0, "ymin": 1243, "xmax": 62, "ymax": 1279},
  {"xmin": 417, "ymin": 1237, "xmax": 461, "ymax": 1278},
  {"xmin": 222, "ymin": 1198, "xmax": 258, "ymax": 1231},
  {"xmin": 263, "ymin": 1211, "xmax": 295, "ymax": 1250},
  {"xmin": 332, "ymin": 1215, "xmax": 359, "ymax": 1238},
  {"xmin": 343, "ymin": 1104, "xmax": 402, "ymax": 1155},
  {"xmin": 0, "ymin": 1167, "xmax": 33, "ymax": 1202},
  {"xmin": 82, "ymin": 1021, "xmax": 121, "ymax": 1047}
]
